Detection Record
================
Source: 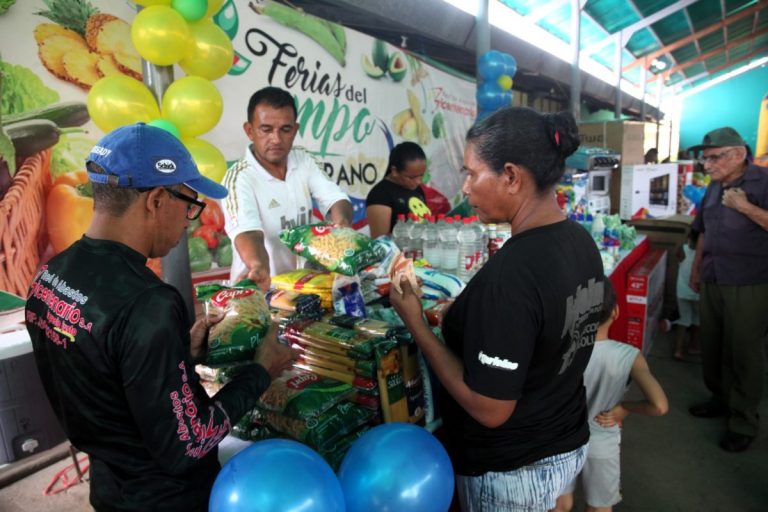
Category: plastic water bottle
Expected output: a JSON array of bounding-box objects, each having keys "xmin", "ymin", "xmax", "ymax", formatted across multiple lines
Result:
[
  {"xmin": 392, "ymin": 214, "xmax": 410, "ymax": 255},
  {"xmin": 456, "ymin": 218, "xmax": 477, "ymax": 282},
  {"xmin": 408, "ymin": 213, "xmax": 424, "ymax": 260},
  {"xmin": 591, "ymin": 214, "xmax": 605, "ymax": 249},
  {"xmin": 470, "ymin": 217, "xmax": 486, "ymax": 274},
  {"xmin": 422, "ymin": 216, "xmax": 441, "ymax": 268},
  {"xmin": 439, "ymin": 217, "xmax": 459, "ymax": 273}
]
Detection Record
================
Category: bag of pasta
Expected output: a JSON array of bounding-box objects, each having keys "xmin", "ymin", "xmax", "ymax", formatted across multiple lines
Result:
[
  {"xmin": 279, "ymin": 223, "xmax": 387, "ymax": 276},
  {"xmin": 195, "ymin": 280, "xmax": 271, "ymax": 366}
]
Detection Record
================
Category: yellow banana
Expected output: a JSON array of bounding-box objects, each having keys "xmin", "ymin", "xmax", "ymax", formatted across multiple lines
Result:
[{"xmin": 392, "ymin": 108, "xmax": 414, "ymax": 135}]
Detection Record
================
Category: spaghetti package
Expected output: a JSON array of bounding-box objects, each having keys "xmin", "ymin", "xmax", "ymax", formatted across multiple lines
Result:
[
  {"xmin": 263, "ymin": 401, "xmax": 374, "ymax": 451},
  {"xmin": 375, "ymin": 338, "xmax": 409, "ymax": 423},
  {"xmin": 279, "ymin": 223, "xmax": 386, "ymax": 276},
  {"xmin": 271, "ymin": 269, "xmax": 334, "ymax": 309},
  {"xmin": 195, "ymin": 280, "xmax": 271, "ymax": 366},
  {"xmin": 283, "ymin": 320, "xmax": 379, "ymax": 360},
  {"xmin": 257, "ymin": 368, "xmax": 353, "ymax": 420}
]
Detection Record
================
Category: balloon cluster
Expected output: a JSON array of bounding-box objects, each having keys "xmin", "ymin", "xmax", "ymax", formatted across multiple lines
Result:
[
  {"xmin": 476, "ymin": 50, "xmax": 517, "ymax": 121},
  {"xmin": 209, "ymin": 423, "xmax": 455, "ymax": 512},
  {"xmin": 86, "ymin": 0, "xmax": 231, "ymax": 187}
]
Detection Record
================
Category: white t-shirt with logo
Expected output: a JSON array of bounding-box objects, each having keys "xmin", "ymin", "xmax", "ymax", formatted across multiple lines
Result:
[{"xmin": 222, "ymin": 146, "xmax": 349, "ymax": 280}]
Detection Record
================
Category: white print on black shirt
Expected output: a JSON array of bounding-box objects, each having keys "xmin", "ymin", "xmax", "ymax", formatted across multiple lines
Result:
[
  {"xmin": 478, "ymin": 351, "xmax": 519, "ymax": 371},
  {"xmin": 169, "ymin": 361, "xmax": 231, "ymax": 459},
  {"xmin": 559, "ymin": 278, "xmax": 603, "ymax": 375}
]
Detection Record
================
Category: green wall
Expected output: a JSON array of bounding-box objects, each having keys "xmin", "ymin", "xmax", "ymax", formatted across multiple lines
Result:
[{"xmin": 679, "ymin": 65, "xmax": 768, "ymax": 153}]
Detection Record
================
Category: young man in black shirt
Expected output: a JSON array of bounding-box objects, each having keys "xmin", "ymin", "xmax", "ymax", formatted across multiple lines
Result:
[{"xmin": 25, "ymin": 123, "xmax": 294, "ymax": 511}]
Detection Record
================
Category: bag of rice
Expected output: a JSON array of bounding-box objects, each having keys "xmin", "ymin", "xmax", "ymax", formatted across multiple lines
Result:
[
  {"xmin": 279, "ymin": 223, "xmax": 386, "ymax": 276},
  {"xmin": 195, "ymin": 280, "xmax": 271, "ymax": 366}
]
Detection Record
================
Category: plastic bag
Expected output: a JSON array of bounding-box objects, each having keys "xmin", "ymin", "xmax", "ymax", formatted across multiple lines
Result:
[
  {"xmin": 332, "ymin": 274, "xmax": 366, "ymax": 318},
  {"xmin": 271, "ymin": 269, "xmax": 334, "ymax": 309},
  {"xmin": 279, "ymin": 223, "xmax": 386, "ymax": 276},
  {"xmin": 257, "ymin": 368, "xmax": 353, "ymax": 420},
  {"xmin": 283, "ymin": 320, "xmax": 380, "ymax": 361},
  {"xmin": 195, "ymin": 280, "xmax": 270, "ymax": 366}
]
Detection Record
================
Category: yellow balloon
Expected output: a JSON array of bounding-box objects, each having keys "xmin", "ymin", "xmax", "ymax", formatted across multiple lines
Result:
[
  {"xmin": 179, "ymin": 20, "xmax": 233, "ymax": 80},
  {"xmin": 87, "ymin": 75, "xmax": 160, "ymax": 133},
  {"xmin": 131, "ymin": 5, "xmax": 191, "ymax": 66},
  {"xmin": 161, "ymin": 76, "xmax": 223, "ymax": 137},
  {"xmin": 497, "ymin": 75, "xmax": 513, "ymax": 91},
  {"xmin": 205, "ymin": 0, "xmax": 224, "ymax": 17},
  {"xmin": 183, "ymin": 137, "xmax": 227, "ymax": 183},
  {"xmin": 134, "ymin": 0, "xmax": 171, "ymax": 5}
]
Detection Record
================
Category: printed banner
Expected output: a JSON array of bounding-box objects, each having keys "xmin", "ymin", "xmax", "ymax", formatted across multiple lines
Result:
[{"xmin": 0, "ymin": 0, "xmax": 476, "ymax": 293}]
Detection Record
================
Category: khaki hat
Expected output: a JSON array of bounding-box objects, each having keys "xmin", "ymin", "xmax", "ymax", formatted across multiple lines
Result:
[{"xmin": 688, "ymin": 127, "xmax": 746, "ymax": 153}]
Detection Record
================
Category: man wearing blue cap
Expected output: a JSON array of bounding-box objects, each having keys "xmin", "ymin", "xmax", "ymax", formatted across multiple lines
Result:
[
  {"xmin": 25, "ymin": 123, "xmax": 294, "ymax": 511},
  {"xmin": 687, "ymin": 126, "xmax": 768, "ymax": 453}
]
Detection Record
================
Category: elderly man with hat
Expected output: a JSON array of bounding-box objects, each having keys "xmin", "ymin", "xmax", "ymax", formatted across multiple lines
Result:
[
  {"xmin": 25, "ymin": 123, "xmax": 294, "ymax": 511},
  {"xmin": 687, "ymin": 127, "xmax": 768, "ymax": 452}
]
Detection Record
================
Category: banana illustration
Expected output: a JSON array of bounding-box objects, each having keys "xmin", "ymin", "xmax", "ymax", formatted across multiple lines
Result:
[
  {"xmin": 392, "ymin": 108, "xmax": 414, "ymax": 135},
  {"xmin": 407, "ymin": 89, "xmax": 431, "ymax": 146},
  {"xmin": 257, "ymin": 1, "xmax": 346, "ymax": 66}
]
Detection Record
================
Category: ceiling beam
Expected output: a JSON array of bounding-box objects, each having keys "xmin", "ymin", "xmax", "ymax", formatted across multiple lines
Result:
[
  {"xmin": 670, "ymin": 48, "xmax": 768, "ymax": 92},
  {"xmin": 525, "ymin": 0, "xmax": 568, "ymax": 23},
  {"xmin": 581, "ymin": 0, "xmax": 697, "ymax": 56},
  {"xmin": 652, "ymin": 26, "xmax": 768, "ymax": 82},
  {"xmin": 623, "ymin": 0, "xmax": 768, "ymax": 72}
]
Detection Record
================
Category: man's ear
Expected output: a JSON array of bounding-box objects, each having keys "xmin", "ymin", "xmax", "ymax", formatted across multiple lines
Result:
[
  {"xmin": 145, "ymin": 188, "xmax": 164, "ymax": 215},
  {"xmin": 243, "ymin": 121, "xmax": 253, "ymax": 139}
]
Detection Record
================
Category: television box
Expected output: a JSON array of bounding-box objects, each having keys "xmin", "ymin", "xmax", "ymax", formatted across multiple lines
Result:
[
  {"xmin": 625, "ymin": 249, "xmax": 667, "ymax": 355},
  {"xmin": 578, "ymin": 121, "xmax": 645, "ymax": 213}
]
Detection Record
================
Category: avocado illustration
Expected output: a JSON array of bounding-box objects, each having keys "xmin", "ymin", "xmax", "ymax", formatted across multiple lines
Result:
[
  {"xmin": 361, "ymin": 54, "xmax": 385, "ymax": 78},
  {"xmin": 432, "ymin": 112, "xmax": 446, "ymax": 138},
  {"xmin": 388, "ymin": 51, "xmax": 407, "ymax": 82},
  {"xmin": 372, "ymin": 39, "xmax": 389, "ymax": 72}
]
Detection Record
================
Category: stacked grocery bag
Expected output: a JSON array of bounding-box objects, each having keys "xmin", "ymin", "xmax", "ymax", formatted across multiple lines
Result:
[{"xmin": 194, "ymin": 222, "xmax": 447, "ymax": 469}]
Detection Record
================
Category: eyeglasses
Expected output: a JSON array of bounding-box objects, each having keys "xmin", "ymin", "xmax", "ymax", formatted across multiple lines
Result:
[
  {"xmin": 698, "ymin": 149, "xmax": 734, "ymax": 165},
  {"xmin": 164, "ymin": 187, "xmax": 206, "ymax": 220}
]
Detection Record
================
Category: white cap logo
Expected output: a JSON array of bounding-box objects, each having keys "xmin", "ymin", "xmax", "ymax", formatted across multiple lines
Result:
[{"xmin": 155, "ymin": 159, "xmax": 177, "ymax": 173}]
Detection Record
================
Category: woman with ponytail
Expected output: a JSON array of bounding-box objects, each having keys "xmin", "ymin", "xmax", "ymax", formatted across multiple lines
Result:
[
  {"xmin": 390, "ymin": 107, "xmax": 605, "ymax": 511},
  {"xmin": 365, "ymin": 141, "xmax": 431, "ymax": 238}
]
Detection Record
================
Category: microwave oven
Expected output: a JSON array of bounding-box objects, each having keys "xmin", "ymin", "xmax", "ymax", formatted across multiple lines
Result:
[
  {"xmin": 588, "ymin": 169, "xmax": 613, "ymax": 196},
  {"xmin": 619, "ymin": 163, "xmax": 678, "ymax": 220}
]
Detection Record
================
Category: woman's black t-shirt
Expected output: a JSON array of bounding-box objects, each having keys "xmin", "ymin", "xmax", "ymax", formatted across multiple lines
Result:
[
  {"xmin": 366, "ymin": 179, "xmax": 431, "ymax": 232},
  {"xmin": 440, "ymin": 219, "xmax": 605, "ymax": 476}
]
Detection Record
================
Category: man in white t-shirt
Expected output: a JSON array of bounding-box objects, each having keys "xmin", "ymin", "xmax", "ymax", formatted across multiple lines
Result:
[{"xmin": 222, "ymin": 87, "xmax": 352, "ymax": 290}]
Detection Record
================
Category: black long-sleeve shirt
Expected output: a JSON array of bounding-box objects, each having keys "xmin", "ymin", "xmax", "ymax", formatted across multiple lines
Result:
[{"xmin": 25, "ymin": 236, "xmax": 270, "ymax": 511}]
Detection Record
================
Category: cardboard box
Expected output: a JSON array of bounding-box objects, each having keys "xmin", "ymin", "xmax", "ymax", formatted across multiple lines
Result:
[
  {"xmin": 619, "ymin": 163, "xmax": 678, "ymax": 220},
  {"xmin": 625, "ymin": 249, "xmax": 667, "ymax": 355},
  {"xmin": 579, "ymin": 120, "xmax": 645, "ymax": 213},
  {"xmin": 629, "ymin": 215, "xmax": 693, "ymax": 318}
]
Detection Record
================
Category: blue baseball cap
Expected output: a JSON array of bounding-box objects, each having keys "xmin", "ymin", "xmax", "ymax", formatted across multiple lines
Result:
[{"xmin": 86, "ymin": 123, "xmax": 227, "ymax": 199}]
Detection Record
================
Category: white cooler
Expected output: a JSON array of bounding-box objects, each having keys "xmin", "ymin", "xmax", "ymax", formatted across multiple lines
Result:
[{"xmin": 0, "ymin": 328, "xmax": 67, "ymax": 464}]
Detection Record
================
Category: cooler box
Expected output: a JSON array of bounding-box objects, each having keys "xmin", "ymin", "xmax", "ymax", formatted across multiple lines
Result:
[
  {"xmin": 0, "ymin": 329, "xmax": 67, "ymax": 464},
  {"xmin": 625, "ymin": 249, "xmax": 667, "ymax": 355}
]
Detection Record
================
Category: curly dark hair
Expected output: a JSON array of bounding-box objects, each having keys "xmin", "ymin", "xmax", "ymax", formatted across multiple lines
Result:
[{"xmin": 466, "ymin": 107, "xmax": 580, "ymax": 193}]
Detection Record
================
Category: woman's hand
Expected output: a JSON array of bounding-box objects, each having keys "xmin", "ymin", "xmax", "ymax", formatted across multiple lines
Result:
[
  {"xmin": 389, "ymin": 276, "xmax": 424, "ymax": 328},
  {"xmin": 189, "ymin": 310, "xmax": 225, "ymax": 362}
]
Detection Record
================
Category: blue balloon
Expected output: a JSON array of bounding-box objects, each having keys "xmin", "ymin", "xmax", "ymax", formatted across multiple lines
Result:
[
  {"xmin": 210, "ymin": 439, "xmax": 345, "ymax": 512},
  {"xmin": 476, "ymin": 81, "xmax": 508, "ymax": 111},
  {"xmin": 478, "ymin": 50, "xmax": 506, "ymax": 81},
  {"xmin": 683, "ymin": 184, "xmax": 706, "ymax": 209},
  {"xmin": 501, "ymin": 53, "xmax": 518, "ymax": 78},
  {"xmin": 338, "ymin": 423, "xmax": 454, "ymax": 512}
]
